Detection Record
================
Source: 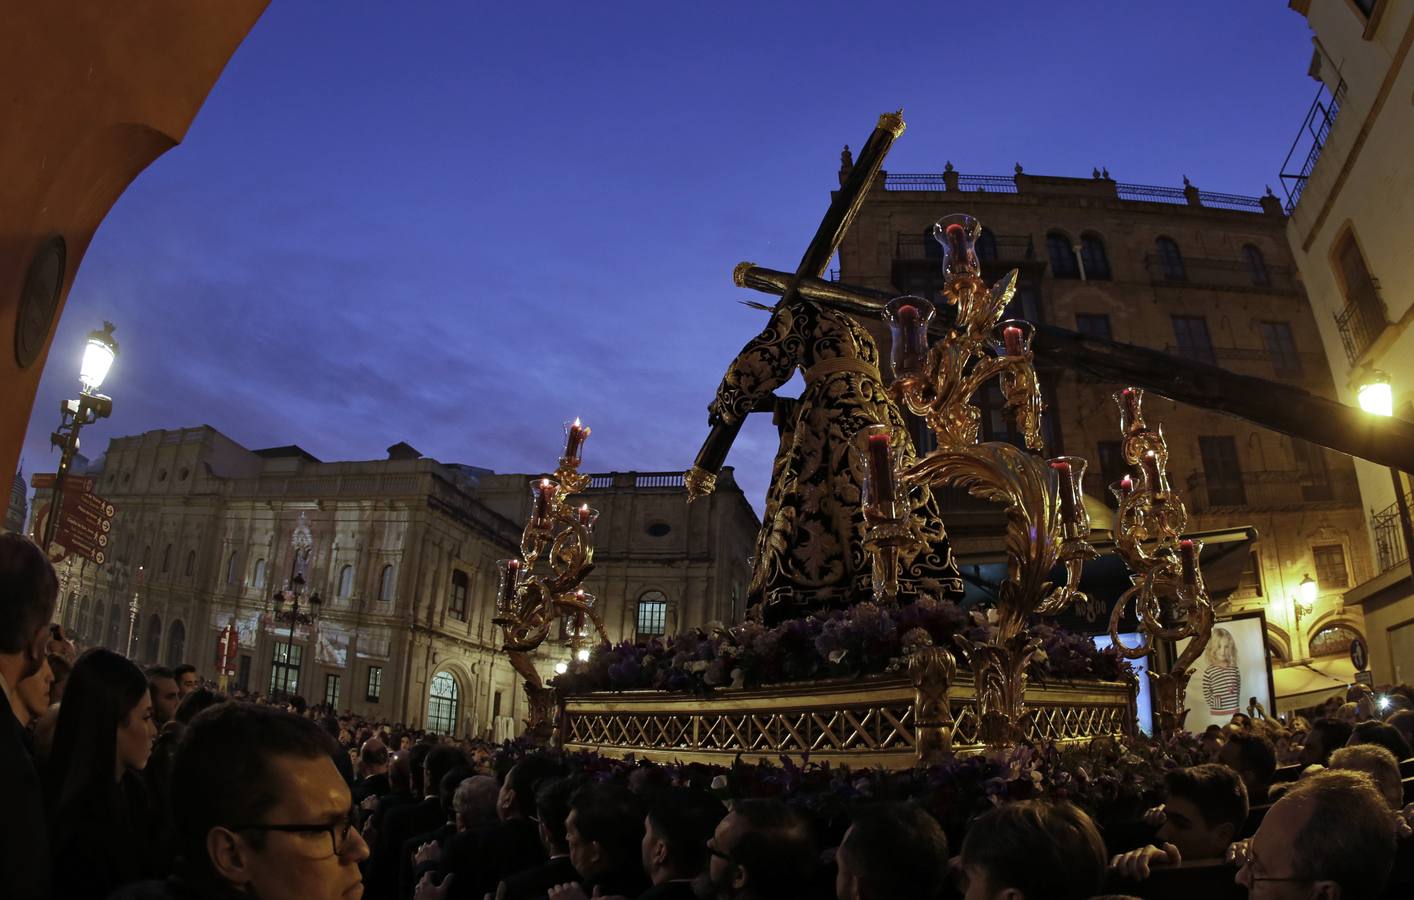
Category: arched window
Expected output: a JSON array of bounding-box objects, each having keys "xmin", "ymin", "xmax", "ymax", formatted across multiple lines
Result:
[
  {"xmin": 976, "ymin": 227, "xmax": 999, "ymax": 263},
  {"xmin": 64, "ymin": 591, "xmax": 77, "ymax": 629},
  {"xmin": 185, "ymin": 550, "xmax": 196, "ymax": 577},
  {"xmin": 226, "ymin": 553, "xmax": 238, "ymax": 584},
  {"xmin": 1046, "ymin": 232, "xmax": 1079, "ymax": 279},
  {"xmin": 378, "ymin": 565, "xmax": 396, "ymax": 602},
  {"xmin": 426, "ymin": 671, "xmax": 460, "ymax": 735},
  {"xmin": 78, "ymin": 595, "xmax": 91, "ymax": 641},
  {"xmin": 1243, "ymin": 244, "xmax": 1269, "ymax": 286},
  {"xmin": 1080, "ymin": 232, "xmax": 1111, "ymax": 280},
  {"xmin": 338, "ymin": 565, "xmax": 354, "ymax": 600},
  {"xmin": 449, "ymin": 570, "xmax": 468, "ymax": 620},
  {"xmin": 107, "ymin": 602, "xmax": 122, "ymax": 650},
  {"xmin": 161, "ymin": 543, "xmax": 173, "ymax": 574},
  {"xmin": 144, "ymin": 613, "xmax": 163, "ymax": 662},
  {"xmin": 636, "ymin": 591, "xmax": 669, "ymax": 638},
  {"xmin": 252, "ymin": 558, "xmax": 266, "ymax": 590},
  {"xmin": 166, "ymin": 620, "xmax": 186, "ymax": 666},
  {"xmin": 1156, "ymin": 237, "xmax": 1186, "ymax": 280},
  {"xmin": 1309, "ymin": 625, "xmax": 1361, "ymax": 658}
]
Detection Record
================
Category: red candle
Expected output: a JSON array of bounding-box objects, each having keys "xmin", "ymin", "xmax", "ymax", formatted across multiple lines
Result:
[
  {"xmin": 865, "ymin": 433, "xmax": 895, "ymax": 508},
  {"xmin": 564, "ymin": 419, "xmax": 589, "ymax": 461},
  {"xmin": 500, "ymin": 559, "xmax": 520, "ymax": 607},
  {"xmin": 945, "ymin": 222, "xmax": 968, "ymax": 263},
  {"xmin": 1179, "ymin": 539, "xmax": 1197, "ymax": 587},
  {"xmin": 896, "ymin": 304, "xmax": 924, "ymax": 359},
  {"xmin": 1120, "ymin": 474, "xmax": 1133, "ymax": 496},
  {"xmin": 1003, "ymin": 326, "xmax": 1024, "ymax": 356},
  {"xmin": 578, "ymin": 504, "xmax": 592, "ymax": 527},
  {"xmin": 1050, "ymin": 460, "xmax": 1077, "ymax": 523},
  {"xmin": 1142, "ymin": 451, "xmax": 1163, "ymax": 490},
  {"xmin": 534, "ymin": 479, "xmax": 555, "ymax": 523}
]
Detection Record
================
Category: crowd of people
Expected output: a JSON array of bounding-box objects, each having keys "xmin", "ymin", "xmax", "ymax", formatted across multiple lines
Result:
[{"xmin": 5, "ymin": 531, "xmax": 1414, "ymax": 900}]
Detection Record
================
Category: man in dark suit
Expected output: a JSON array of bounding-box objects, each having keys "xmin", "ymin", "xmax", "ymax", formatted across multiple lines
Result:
[
  {"xmin": 638, "ymin": 788, "xmax": 725, "ymax": 900},
  {"xmin": 563, "ymin": 783, "xmax": 650, "ymax": 898},
  {"xmin": 0, "ymin": 534, "xmax": 59, "ymax": 900},
  {"xmin": 369, "ymin": 743, "xmax": 466, "ymax": 899},
  {"xmin": 497, "ymin": 776, "xmax": 579, "ymax": 900}
]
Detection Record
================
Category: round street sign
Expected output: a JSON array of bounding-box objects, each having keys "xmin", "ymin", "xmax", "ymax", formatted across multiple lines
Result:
[{"xmin": 1350, "ymin": 636, "xmax": 1369, "ymax": 672}]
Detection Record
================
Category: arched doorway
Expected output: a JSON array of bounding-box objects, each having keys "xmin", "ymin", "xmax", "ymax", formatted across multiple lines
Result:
[
  {"xmin": 166, "ymin": 620, "xmax": 186, "ymax": 666},
  {"xmin": 426, "ymin": 671, "xmax": 460, "ymax": 736},
  {"xmin": 143, "ymin": 613, "xmax": 162, "ymax": 662}
]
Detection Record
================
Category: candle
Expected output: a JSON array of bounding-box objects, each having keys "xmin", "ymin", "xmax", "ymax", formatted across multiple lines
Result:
[
  {"xmin": 578, "ymin": 504, "xmax": 592, "ymax": 528},
  {"xmin": 1120, "ymin": 474, "xmax": 1133, "ymax": 496},
  {"xmin": 896, "ymin": 304, "xmax": 924, "ymax": 361},
  {"xmin": 1050, "ymin": 460, "xmax": 1077, "ymax": 523},
  {"xmin": 499, "ymin": 559, "xmax": 520, "ymax": 608},
  {"xmin": 945, "ymin": 222, "xmax": 968, "ymax": 264},
  {"xmin": 533, "ymin": 478, "xmax": 555, "ymax": 523},
  {"xmin": 1003, "ymin": 326, "xmax": 1024, "ymax": 356},
  {"xmin": 1142, "ymin": 451, "xmax": 1163, "ymax": 490},
  {"xmin": 1179, "ymin": 539, "xmax": 1197, "ymax": 587},
  {"xmin": 865, "ymin": 433, "xmax": 896, "ymax": 509},
  {"xmin": 564, "ymin": 418, "xmax": 589, "ymax": 461}
]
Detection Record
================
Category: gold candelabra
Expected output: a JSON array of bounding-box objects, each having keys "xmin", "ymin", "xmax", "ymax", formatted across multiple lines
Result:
[{"xmin": 865, "ymin": 213, "xmax": 1209, "ymax": 746}]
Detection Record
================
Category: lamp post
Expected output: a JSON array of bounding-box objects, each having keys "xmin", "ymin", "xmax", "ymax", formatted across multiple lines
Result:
[
  {"xmin": 270, "ymin": 571, "xmax": 321, "ymax": 700},
  {"xmin": 1293, "ymin": 572, "xmax": 1317, "ymax": 634},
  {"xmin": 126, "ymin": 565, "xmax": 144, "ymax": 659},
  {"xmin": 42, "ymin": 322, "xmax": 119, "ymax": 558},
  {"xmin": 1357, "ymin": 370, "xmax": 1414, "ymax": 589}
]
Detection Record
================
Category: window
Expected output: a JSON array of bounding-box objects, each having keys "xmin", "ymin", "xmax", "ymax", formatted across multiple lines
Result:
[
  {"xmin": 63, "ymin": 591, "xmax": 77, "ymax": 629},
  {"xmin": 185, "ymin": 550, "xmax": 196, "ymax": 577},
  {"xmin": 161, "ymin": 544, "xmax": 173, "ymax": 574},
  {"xmin": 365, "ymin": 665, "xmax": 383, "ymax": 703},
  {"xmin": 337, "ymin": 565, "xmax": 354, "ymax": 600},
  {"xmin": 426, "ymin": 671, "xmax": 459, "ymax": 735},
  {"xmin": 1075, "ymin": 314, "xmax": 1112, "ymax": 341},
  {"xmin": 449, "ymin": 570, "xmax": 468, "ymax": 621},
  {"xmin": 165, "ymin": 620, "xmax": 186, "ymax": 666},
  {"xmin": 1198, "ymin": 436, "xmax": 1246, "ymax": 506},
  {"xmin": 1235, "ymin": 551, "xmax": 1263, "ymax": 598},
  {"xmin": 1156, "ymin": 237, "xmax": 1186, "ymax": 280},
  {"xmin": 324, "ymin": 673, "xmax": 341, "ymax": 709},
  {"xmin": 1080, "ymin": 233, "xmax": 1110, "ymax": 279},
  {"xmin": 226, "ymin": 553, "xmax": 239, "ymax": 585},
  {"xmin": 1243, "ymin": 244, "xmax": 1270, "ymax": 286},
  {"xmin": 378, "ymin": 565, "xmax": 396, "ymax": 602},
  {"xmin": 107, "ymin": 602, "xmax": 121, "ymax": 650},
  {"xmin": 1309, "ymin": 624, "xmax": 1360, "ymax": 658},
  {"xmin": 636, "ymin": 591, "xmax": 669, "ymax": 638},
  {"xmin": 1292, "ymin": 439, "xmax": 1333, "ymax": 501},
  {"xmin": 1260, "ymin": 321, "xmax": 1301, "ymax": 376},
  {"xmin": 493, "ymin": 691, "xmax": 503, "ymax": 718},
  {"xmin": 645, "ymin": 522, "xmax": 672, "ymax": 538},
  {"xmin": 270, "ymin": 642, "xmax": 302, "ymax": 697},
  {"xmin": 980, "ymin": 382, "xmax": 1024, "ymax": 447},
  {"xmin": 1312, "ymin": 544, "xmax": 1349, "ymax": 589},
  {"xmin": 237, "ymin": 655, "xmax": 252, "ymax": 692},
  {"xmin": 144, "ymin": 613, "xmax": 162, "ymax": 662},
  {"xmin": 1046, "ymin": 232, "xmax": 1079, "ymax": 279},
  {"xmin": 253, "ymin": 558, "xmax": 266, "ymax": 590},
  {"xmin": 1333, "ymin": 230, "xmax": 1385, "ymax": 358},
  {"xmin": 1096, "ymin": 440, "xmax": 1127, "ymax": 499},
  {"xmin": 976, "ymin": 227, "xmax": 998, "ymax": 262},
  {"xmin": 1171, "ymin": 316, "xmax": 1215, "ymax": 364}
]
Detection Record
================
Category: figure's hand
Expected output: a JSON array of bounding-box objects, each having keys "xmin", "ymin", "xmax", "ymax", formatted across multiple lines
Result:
[
  {"xmin": 1108, "ymin": 843, "xmax": 1180, "ymax": 882},
  {"xmin": 360, "ymin": 794, "xmax": 380, "ymax": 813},
  {"xmin": 547, "ymin": 884, "xmax": 590, "ymax": 900},
  {"xmin": 415, "ymin": 840, "xmax": 440, "ymax": 866},
  {"xmin": 415, "ymin": 872, "xmax": 452, "ymax": 900},
  {"xmin": 1226, "ymin": 838, "xmax": 1250, "ymax": 868},
  {"xmin": 1141, "ymin": 804, "xmax": 1166, "ymax": 828}
]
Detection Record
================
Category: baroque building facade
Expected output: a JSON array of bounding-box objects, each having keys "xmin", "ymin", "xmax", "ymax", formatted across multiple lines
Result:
[
  {"xmin": 46, "ymin": 426, "xmax": 758, "ymax": 737},
  {"xmin": 836, "ymin": 159, "xmax": 1373, "ymax": 710},
  {"xmin": 1282, "ymin": 0, "xmax": 1414, "ymax": 685}
]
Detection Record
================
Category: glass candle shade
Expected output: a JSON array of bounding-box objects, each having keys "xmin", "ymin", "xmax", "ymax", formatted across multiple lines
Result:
[
  {"xmin": 495, "ymin": 559, "xmax": 522, "ymax": 615},
  {"xmin": 854, "ymin": 425, "xmax": 901, "ymax": 519},
  {"xmin": 1048, "ymin": 456, "xmax": 1090, "ymax": 537},
  {"xmin": 1178, "ymin": 538, "xmax": 1200, "ymax": 589},
  {"xmin": 1140, "ymin": 450, "xmax": 1170, "ymax": 496},
  {"xmin": 1114, "ymin": 387, "xmax": 1147, "ymax": 436},
  {"xmin": 563, "ymin": 418, "xmax": 590, "ymax": 463},
  {"xmin": 884, "ymin": 296, "xmax": 935, "ymax": 381},
  {"xmin": 1110, "ymin": 475, "xmax": 1135, "ymax": 504},
  {"xmin": 932, "ymin": 213, "xmax": 982, "ymax": 279},
  {"xmin": 576, "ymin": 504, "xmax": 599, "ymax": 532},
  {"xmin": 530, "ymin": 478, "xmax": 559, "ymax": 528},
  {"xmin": 993, "ymin": 319, "xmax": 1035, "ymax": 357}
]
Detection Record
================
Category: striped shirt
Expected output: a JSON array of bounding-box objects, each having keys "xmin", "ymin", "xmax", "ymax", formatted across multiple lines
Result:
[{"xmin": 1203, "ymin": 665, "xmax": 1241, "ymax": 715}]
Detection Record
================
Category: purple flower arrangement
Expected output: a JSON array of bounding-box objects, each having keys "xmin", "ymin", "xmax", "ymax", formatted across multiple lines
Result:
[{"xmin": 552, "ymin": 597, "xmax": 1129, "ymax": 696}]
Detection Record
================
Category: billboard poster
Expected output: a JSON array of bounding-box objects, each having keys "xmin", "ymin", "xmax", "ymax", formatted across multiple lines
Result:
[
  {"xmin": 1092, "ymin": 632, "xmax": 1153, "ymax": 735},
  {"xmin": 1174, "ymin": 611, "xmax": 1276, "ymax": 731},
  {"xmin": 316, "ymin": 625, "xmax": 350, "ymax": 668}
]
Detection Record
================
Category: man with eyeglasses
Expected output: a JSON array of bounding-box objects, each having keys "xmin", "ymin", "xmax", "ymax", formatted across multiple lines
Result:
[
  {"xmin": 698, "ymin": 799, "xmax": 815, "ymax": 900},
  {"xmin": 112, "ymin": 701, "xmax": 370, "ymax": 899},
  {"xmin": 1234, "ymin": 769, "xmax": 1395, "ymax": 899}
]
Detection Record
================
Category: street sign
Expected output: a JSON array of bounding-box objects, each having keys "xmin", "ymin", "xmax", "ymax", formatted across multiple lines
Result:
[
  {"xmin": 30, "ymin": 473, "xmax": 95, "ymax": 493},
  {"xmin": 1355, "ymin": 670, "xmax": 1374, "ymax": 686},
  {"xmin": 52, "ymin": 489, "xmax": 117, "ymax": 565},
  {"xmin": 1350, "ymin": 636, "xmax": 1369, "ymax": 672}
]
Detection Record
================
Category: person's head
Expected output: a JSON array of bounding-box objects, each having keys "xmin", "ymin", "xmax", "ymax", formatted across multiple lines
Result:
[
  {"xmin": 358, "ymin": 738, "xmax": 388, "ymax": 777},
  {"xmin": 958, "ymin": 799, "xmax": 1105, "ymax": 900},
  {"xmin": 1218, "ymin": 729, "xmax": 1277, "ymax": 803},
  {"xmin": 1206, "ymin": 627, "xmax": 1237, "ymax": 667},
  {"xmin": 388, "ymin": 751, "xmax": 412, "ymax": 795},
  {"xmin": 1236, "ymin": 769, "xmax": 1395, "ymax": 900},
  {"xmin": 566, "ymin": 782, "xmax": 644, "ymax": 881},
  {"xmin": 173, "ymin": 702, "xmax": 368, "ymax": 900},
  {"xmin": 533, "ymin": 776, "xmax": 576, "ymax": 852},
  {"xmin": 424, "ymin": 745, "xmax": 467, "ymax": 800},
  {"xmin": 0, "ymin": 534, "xmax": 58, "ymax": 680},
  {"xmin": 173, "ymin": 663, "xmax": 200, "ymax": 696},
  {"xmin": 1347, "ymin": 719, "xmax": 1412, "ymax": 760},
  {"xmin": 642, "ymin": 788, "xmax": 726, "ymax": 883},
  {"xmin": 47, "ymin": 623, "xmax": 75, "ymax": 662},
  {"xmin": 174, "ymin": 687, "xmax": 225, "ymax": 725},
  {"xmin": 1157, "ymin": 764, "xmax": 1248, "ymax": 861},
  {"xmin": 497, "ymin": 753, "xmax": 564, "ymax": 820},
  {"xmin": 11, "ymin": 652, "xmax": 53, "ymax": 726},
  {"xmin": 1386, "ymin": 709, "xmax": 1414, "ymax": 749},
  {"xmin": 406, "ymin": 742, "xmax": 433, "ymax": 797},
  {"xmin": 438, "ymin": 765, "xmax": 473, "ymax": 816},
  {"xmin": 453, "ymin": 774, "xmax": 499, "ymax": 832},
  {"xmin": 1328, "ymin": 743, "xmax": 1403, "ymax": 809},
  {"xmin": 704, "ymin": 798, "xmax": 815, "ymax": 900},
  {"xmin": 147, "ymin": 665, "xmax": 181, "ymax": 725},
  {"xmin": 836, "ymin": 803, "xmax": 948, "ymax": 900},
  {"xmin": 47, "ymin": 652, "xmax": 71, "ymax": 704},
  {"xmin": 1298, "ymin": 717, "xmax": 1353, "ymax": 767}
]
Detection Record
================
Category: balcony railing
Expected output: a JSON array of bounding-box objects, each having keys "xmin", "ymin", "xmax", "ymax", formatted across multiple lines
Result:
[
  {"xmin": 1334, "ymin": 294, "xmax": 1387, "ymax": 364},
  {"xmin": 884, "ymin": 173, "xmax": 1018, "ymax": 193},
  {"xmin": 1185, "ymin": 470, "xmax": 1360, "ymax": 513},
  {"xmin": 1280, "ymin": 80, "xmax": 1346, "ymax": 214},
  {"xmin": 896, "ymin": 233, "xmax": 1035, "ymax": 262},
  {"xmin": 1142, "ymin": 254, "xmax": 1296, "ymax": 292},
  {"xmin": 882, "ymin": 172, "xmax": 1266, "ymax": 212},
  {"xmin": 1372, "ymin": 492, "xmax": 1410, "ymax": 574}
]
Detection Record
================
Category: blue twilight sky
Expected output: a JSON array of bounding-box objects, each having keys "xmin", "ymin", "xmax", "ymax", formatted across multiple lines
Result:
[{"xmin": 20, "ymin": 1, "xmax": 1319, "ymax": 514}]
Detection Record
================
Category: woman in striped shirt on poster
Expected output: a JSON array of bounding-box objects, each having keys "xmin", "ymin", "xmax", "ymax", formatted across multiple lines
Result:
[{"xmin": 1202, "ymin": 627, "xmax": 1242, "ymax": 717}]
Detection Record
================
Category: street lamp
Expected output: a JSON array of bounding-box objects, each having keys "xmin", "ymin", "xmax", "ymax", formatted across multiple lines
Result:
[
  {"xmin": 1293, "ymin": 572, "xmax": 1317, "ymax": 630},
  {"xmin": 270, "ymin": 571, "xmax": 321, "ymax": 699},
  {"xmin": 42, "ymin": 321, "xmax": 119, "ymax": 557},
  {"xmin": 1358, "ymin": 370, "xmax": 1414, "ymax": 590}
]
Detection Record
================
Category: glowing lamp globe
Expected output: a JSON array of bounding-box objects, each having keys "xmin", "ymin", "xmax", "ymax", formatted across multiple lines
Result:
[
  {"xmin": 79, "ymin": 321, "xmax": 118, "ymax": 392},
  {"xmin": 1299, "ymin": 573, "xmax": 1317, "ymax": 606},
  {"xmin": 554, "ymin": 661, "xmax": 568, "ymax": 675},
  {"xmin": 1358, "ymin": 371, "xmax": 1393, "ymax": 417}
]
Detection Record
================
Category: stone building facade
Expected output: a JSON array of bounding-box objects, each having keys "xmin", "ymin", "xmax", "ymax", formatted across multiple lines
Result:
[
  {"xmin": 47, "ymin": 426, "xmax": 759, "ymax": 737},
  {"xmin": 1282, "ymin": 0, "xmax": 1414, "ymax": 685},
  {"xmin": 836, "ymin": 161, "xmax": 1373, "ymax": 709}
]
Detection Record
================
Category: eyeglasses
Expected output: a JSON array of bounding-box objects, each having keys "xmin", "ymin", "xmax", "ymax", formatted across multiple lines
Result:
[{"xmin": 229, "ymin": 812, "xmax": 358, "ymax": 858}]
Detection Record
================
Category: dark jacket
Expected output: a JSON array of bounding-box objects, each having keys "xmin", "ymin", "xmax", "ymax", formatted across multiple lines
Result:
[
  {"xmin": 0, "ymin": 699, "xmax": 49, "ymax": 899},
  {"xmin": 50, "ymin": 771, "xmax": 161, "ymax": 900},
  {"xmin": 446, "ymin": 817, "xmax": 545, "ymax": 900},
  {"xmin": 369, "ymin": 796, "xmax": 444, "ymax": 898},
  {"xmin": 585, "ymin": 863, "xmax": 651, "ymax": 900},
  {"xmin": 638, "ymin": 881, "xmax": 698, "ymax": 900},
  {"xmin": 498, "ymin": 855, "xmax": 579, "ymax": 900}
]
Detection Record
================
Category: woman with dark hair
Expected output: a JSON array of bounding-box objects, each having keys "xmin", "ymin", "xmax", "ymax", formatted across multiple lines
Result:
[{"xmin": 44, "ymin": 647, "xmax": 160, "ymax": 898}]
